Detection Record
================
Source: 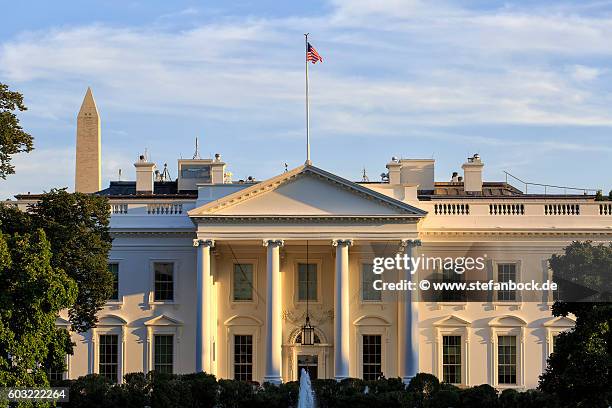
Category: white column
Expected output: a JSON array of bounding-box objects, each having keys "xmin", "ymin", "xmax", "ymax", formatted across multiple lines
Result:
[
  {"xmin": 263, "ymin": 239, "xmax": 284, "ymax": 384},
  {"xmin": 333, "ymin": 239, "xmax": 352, "ymax": 380},
  {"xmin": 194, "ymin": 238, "xmax": 214, "ymax": 373},
  {"xmin": 400, "ymin": 239, "xmax": 421, "ymax": 384}
]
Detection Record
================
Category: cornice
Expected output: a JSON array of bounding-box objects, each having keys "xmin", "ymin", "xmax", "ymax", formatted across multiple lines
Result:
[
  {"xmin": 191, "ymin": 215, "xmax": 420, "ymax": 223},
  {"xmin": 420, "ymin": 230, "xmax": 612, "ymax": 238}
]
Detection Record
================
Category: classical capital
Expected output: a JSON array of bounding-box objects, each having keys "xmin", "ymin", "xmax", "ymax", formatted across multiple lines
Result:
[
  {"xmin": 399, "ymin": 238, "xmax": 422, "ymax": 252},
  {"xmin": 332, "ymin": 239, "xmax": 353, "ymax": 247},
  {"xmin": 263, "ymin": 239, "xmax": 284, "ymax": 247},
  {"xmin": 193, "ymin": 238, "xmax": 215, "ymax": 248}
]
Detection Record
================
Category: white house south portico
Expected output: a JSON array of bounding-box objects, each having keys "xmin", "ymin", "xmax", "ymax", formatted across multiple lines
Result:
[{"xmin": 188, "ymin": 164, "xmax": 425, "ymax": 383}]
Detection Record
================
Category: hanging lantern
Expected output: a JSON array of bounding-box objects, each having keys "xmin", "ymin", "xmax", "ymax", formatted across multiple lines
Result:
[{"xmin": 300, "ymin": 316, "xmax": 315, "ymax": 346}]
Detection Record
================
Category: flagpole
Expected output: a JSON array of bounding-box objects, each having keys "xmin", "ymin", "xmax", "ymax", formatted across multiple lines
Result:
[{"xmin": 305, "ymin": 33, "xmax": 311, "ymax": 165}]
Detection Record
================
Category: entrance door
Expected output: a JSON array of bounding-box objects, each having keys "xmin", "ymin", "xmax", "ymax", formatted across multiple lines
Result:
[{"xmin": 297, "ymin": 355, "xmax": 318, "ymax": 380}]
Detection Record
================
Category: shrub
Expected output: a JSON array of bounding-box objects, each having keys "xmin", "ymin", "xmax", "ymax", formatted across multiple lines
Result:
[
  {"xmin": 407, "ymin": 373, "xmax": 440, "ymax": 407},
  {"xmin": 460, "ymin": 384, "xmax": 498, "ymax": 407}
]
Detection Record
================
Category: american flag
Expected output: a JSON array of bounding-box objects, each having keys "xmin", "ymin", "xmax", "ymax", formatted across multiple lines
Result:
[{"xmin": 307, "ymin": 43, "xmax": 323, "ymax": 64}]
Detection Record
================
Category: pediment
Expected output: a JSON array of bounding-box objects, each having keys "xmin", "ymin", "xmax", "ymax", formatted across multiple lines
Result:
[
  {"xmin": 543, "ymin": 316, "xmax": 575, "ymax": 328},
  {"xmin": 488, "ymin": 315, "xmax": 527, "ymax": 327},
  {"xmin": 144, "ymin": 314, "xmax": 183, "ymax": 326},
  {"xmin": 353, "ymin": 315, "xmax": 391, "ymax": 326},
  {"xmin": 224, "ymin": 315, "xmax": 263, "ymax": 326},
  {"xmin": 188, "ymin": 165, "xmax": 426, "ymax": 218},
  {"xmin": 433, "ymin": 315, "xmax": 471, "ymax": 327},
  {"xmin": 98, "ymin": 314, "xmax": 128, "ymax": 326}
]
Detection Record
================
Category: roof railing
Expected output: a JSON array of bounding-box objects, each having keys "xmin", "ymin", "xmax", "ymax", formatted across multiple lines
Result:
[{"xmin": 503, "ymin": 171, "xmax": 599, "ymax": 196}]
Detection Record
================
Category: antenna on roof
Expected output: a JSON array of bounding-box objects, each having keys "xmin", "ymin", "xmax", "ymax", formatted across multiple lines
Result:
[
  {"xmin": 193, "ymin": 136, "xmax": 201, "ymax": 159},
  {"xmin": 361, "ymin": 167, "xmax": 369, "ymax": 182},
  {"xmin": 160, "ymin": 163, "xmax": 171, "ymax": 181},
  {"xmin": 118, "ymin": 168, "xmax": 122, "ymax": 181},
  {"xmin": 284, "ymin": 162, "xmax": 289, "ymax": 172}
]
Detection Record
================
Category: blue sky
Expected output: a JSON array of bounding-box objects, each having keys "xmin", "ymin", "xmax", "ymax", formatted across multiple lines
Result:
[{"xmin": 1, "ymin": 0, "xmax": 611, "ymax": 198}]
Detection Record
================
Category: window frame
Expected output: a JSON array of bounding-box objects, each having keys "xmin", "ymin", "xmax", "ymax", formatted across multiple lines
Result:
[
  {"xmin": 153, "ymin": 334, "xmax": 174, "ymax": 374},
  {"xmin": 233, "ymin": 334, "xmax": 254, "ymax": 382},
  {"xmin": 441, "ymin": 335, "xmax": 462, "ymax": 385},
  {"xmin": 497, "ymin": 335, "xmax": 518, "ymax": 385},
  {"xmin": 489, "ymin": 323, "xmax": 525, "ymax": 389},
  {"xmin": 294, "ymin": 259, "xmax": 322, "ymax": 305},
  {"xmin": 434, "ymin": 317, "xmax": 470, "ymax": 387},
  {"xmin": 106, "ymin": 259, "xmax": 123, "ymax": 305},
  {"xmin": 149, "ymin": 259, "xmax": 179, "ymax": 305},
  {"xmin": 494, "ymin": 261, "xmax": 522, "ymax": 303},
  {"xmin": 231, "ymin": 261, "xmax": 257, "ymax": 304},
  {"xmin": 360, "ymin": 262, "xmax": 382, "ymax": 303},
  {"xmin": 98, "ymin": 333, "xmax": 120, "ymax": 383},
  {"xmin": 362, "ymin": 334, "xmax": 383, "ymax": 381}
]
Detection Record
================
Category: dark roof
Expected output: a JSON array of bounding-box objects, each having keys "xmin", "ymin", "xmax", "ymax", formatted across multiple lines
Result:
[{"xmin": 96, "ymin": 181, "xmax": 197, "ymax": 199}]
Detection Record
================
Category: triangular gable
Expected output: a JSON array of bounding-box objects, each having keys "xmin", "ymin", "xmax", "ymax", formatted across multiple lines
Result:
[
  {"xmin": 433, "ymin": 315, "xmax": 471, "ymax": 327},
  {"xmin": 188, "ymin": 164, "xmax": 426, "ymax": 218},
  {"xmin": 144, "ymin": 314, "xmax": 183, "ymax": 326},
  {"xmin": 543, "ymin": 316, "xmax": 575, "ymax": 328}
]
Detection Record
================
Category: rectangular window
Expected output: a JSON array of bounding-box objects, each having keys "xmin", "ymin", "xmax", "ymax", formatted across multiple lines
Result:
[
  {"xmin": 362, "ymin": 335, "xmax": 382, "ymax": 381},
  {"xmin": 362, "ymin": 264, "xmax": 381, "ymax": 301},
  {"xmin": 442, "ymin": 335, "xmax": 462, "ymax": 384},
  {"xmin": 46, "ymin": 364, "xmax": 65, "ymax": 382},
  {"xmin": 99, "ymin": 334, "xmax": 119, "ymax": 383},
  {"xmin": 108, "ymin": 263, "xmax": 119, "ymax": 301},
  {"xmin": 440, "ymin": 268, "xmax": 465, "ymax": 302},
  {"xmin": 154, "ymin": 334, "xmax": 174, "ymax": 374},
  {"xmin": 233, "ymin": 264, "xmax": 254, "ymax": 301},
  {"xmin": 234, "ymin": 335, "xmax": 253, "ymax": 382},
  {"xmin": 497, "ymin": 264, "xmax": 517, "ymax": 301},
  {"xmin": 154, "ymin": 262, "xmax": 174, "ymax": 301},
  {"xmin": 498, "ymin": 335, "xmax": 517, "ymax": 384},
  {"xmin": 298, "ymin": 263, "xmax": 317, "ymax": 301}
]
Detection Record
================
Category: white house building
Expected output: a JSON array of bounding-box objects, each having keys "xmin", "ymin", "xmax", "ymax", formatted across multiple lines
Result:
[{"xmin": 14, "ymin": 89, "xmax": 611, "ymax": 390}]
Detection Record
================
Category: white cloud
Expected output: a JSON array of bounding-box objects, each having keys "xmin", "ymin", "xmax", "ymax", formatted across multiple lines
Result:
[{"xmin": 1, "ymin": 1, "xmax": 612, "ymax": 196}]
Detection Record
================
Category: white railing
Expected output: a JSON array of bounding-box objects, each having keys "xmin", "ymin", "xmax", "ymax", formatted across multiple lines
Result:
[
  {"xmin": 147, "ymin": 203, "xmax": 183, "ymax": 215},
  {"xmin": 600, "ymin": 203, "xmax": 612, "ymax": 215},
  {"xmin": 544, "ymin": 204, "xmax": 580, "ymax": 216},
  {"xmin": 489, "ymin": 203, "xmax": 525, "ymax": 215},
  {"xmin": 111, "ymin": 204, "xmax": 128, "ymax": 214},
  {"xmin": 434, "ymin": 203, "xmax": 470, "ymax": 215}
]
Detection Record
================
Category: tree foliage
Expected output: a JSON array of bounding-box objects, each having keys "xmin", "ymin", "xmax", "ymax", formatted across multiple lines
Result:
[
  {"xmin": 0, "ymin": 82, "xmax": 34, "ymax": 179},
  {"xmin": 0, "ymin": 189, "xmax": 113, "ymax": 332},
  {"xmin": 0, "ymin": 230, "xmax": 77, "ymax": 390},
  {"xmin": 539, "ymin": 241, "xmax": 612, "ymax": 407}
]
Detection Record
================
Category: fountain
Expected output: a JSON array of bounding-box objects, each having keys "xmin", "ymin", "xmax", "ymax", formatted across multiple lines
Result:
[{"xmin": 297, "ymin": 368, "xmax": 315, "ymax": 408}]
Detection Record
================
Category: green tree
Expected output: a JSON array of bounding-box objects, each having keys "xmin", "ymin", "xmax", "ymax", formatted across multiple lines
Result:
[
  {"xmin": 0, "ymin": 231, "xmax": 77, "ymax": 390},
  {"xmin": 539, "ymin": 241, "xmax": 612, "ymax": 407},
  {"xmin": 0, "ymin": 189, "xmax": 113, "ymax": 332},
  {"xmin": 0, "ymin": 82, "xmax": 34, "ymax": 179}
]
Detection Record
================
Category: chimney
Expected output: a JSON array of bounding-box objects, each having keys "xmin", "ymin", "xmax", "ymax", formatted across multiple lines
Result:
[
  {"xmin": 386, "ymin": 157, "xmax": 402, "ymax": 184},
  {"xmin": 462, "ymin": 153, "xmax": 484, "ymax": 193},
  {"xmin": 134, "ymin": 154, "xmax": 156, "ymax": 193}
]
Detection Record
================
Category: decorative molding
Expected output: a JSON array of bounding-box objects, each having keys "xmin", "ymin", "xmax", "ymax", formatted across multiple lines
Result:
[
  {"xmin": 398, "ymin": 238, "xmax": 422, "ymax": 253},
  {"xmin": 281, "ymin": 309, "xmax": 334, "ymax": 326},
  {"xmin": 420, "ymin": 230, "xmax": 612, "ymax": 238}
]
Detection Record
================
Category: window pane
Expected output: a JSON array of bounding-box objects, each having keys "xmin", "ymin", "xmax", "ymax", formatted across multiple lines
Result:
[
  {"xmin": 154, "ymin": 262, "xmax": 174, "ymax": 301},
  {"xmin": 99, "ymin": 335, "xmax": 119, "ymax": 383},
  {"xmin": 498, "ymin": 336, "xmax": 517, "ymax": 384},
  {"xmin": 442, "ymin": 335, "xmax": 462, "ymax": 384},
  {"xmin": 497, "ymin": 264, "xmax": 517, "ymax": 301},
  {"xmin": 154, "ymin": 335, "xmax": 173, "ymax": 374},
  {"xmin": 108, "ymin": 263, "xmax": 119, "ymax": 301},
  {"xmin": 440, "ymin": 267, "xmax": 465, "ymax": 302},
  {"xmin": 362, "ymin": 335, "xmax": 382, "ymax": 381},
  {"xmin": 298, "ymin": 264, "xmax": 317, "ymax": 301},
  {"xmin": 233, "ymin": 264, "xmax": 253, "ymax": 301},
  {"xmin": 362, "ymin": 264, "xmax": 381, "ymax": 301},
  {"xmin": 234, "ymin": 335, "xmax": 253, "ymax": 382}
]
